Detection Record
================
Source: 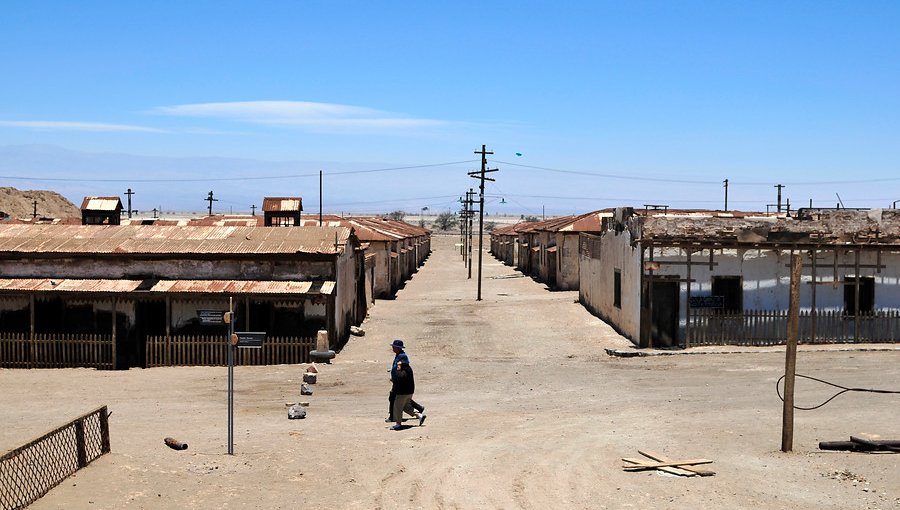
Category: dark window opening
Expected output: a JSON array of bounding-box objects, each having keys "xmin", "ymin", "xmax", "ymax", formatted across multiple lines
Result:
[
  {"xmin": 843, "ymin": 276, "xmax": 875, "ymax": 316},
  {"xmin": 613, "ymin": 269, "xmax": 622, "ymax": 308},
  {"xmin": 712, "ymin": 276, "xmax": 743, "ymax": 313}
]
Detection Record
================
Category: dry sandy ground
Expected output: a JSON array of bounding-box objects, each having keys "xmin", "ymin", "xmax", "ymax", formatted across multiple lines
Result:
[{"xmin": 2, "ymin": 235, "xmax": 898, "ymax": 510}]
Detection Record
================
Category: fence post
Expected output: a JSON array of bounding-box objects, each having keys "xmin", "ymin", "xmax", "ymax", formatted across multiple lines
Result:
[
  {"xmin": 75, "ymin": 419, "xmax": 88, "ymax": 468},
  {"xmin": 99, "ymin": 406, "xmax": 111, "ymax": 454}
]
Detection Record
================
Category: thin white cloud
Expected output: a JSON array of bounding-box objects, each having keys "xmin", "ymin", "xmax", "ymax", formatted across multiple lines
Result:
[
  {"xmin": 0, "ymin": 120, "xmax": 165, "ymax": 133},
  {"xmin": 155, "ymin": 101, "xmax": 448, "ymax": 131}
]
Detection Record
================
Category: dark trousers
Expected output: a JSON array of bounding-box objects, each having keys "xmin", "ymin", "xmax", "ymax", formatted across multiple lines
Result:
[{"xmin": 388, "ymin": 390, "xmax": 424, "ymax": 420}]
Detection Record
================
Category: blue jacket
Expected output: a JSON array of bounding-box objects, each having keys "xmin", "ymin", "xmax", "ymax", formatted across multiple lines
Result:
[{"xmin": 391, "ymin": 351, "xmax": 415, "ymax": 395}]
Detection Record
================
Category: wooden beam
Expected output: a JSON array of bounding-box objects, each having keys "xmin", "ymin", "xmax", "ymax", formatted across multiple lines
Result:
[
  {"xmin": 622, "ymin": 459, "xmax": 712, "ymax": 469},
  {"xmin": 781, "ymin": 254, "xmax": 801, "ymax": 452},
  {"xmin": 112, "ymin": 297, "xmax": 117, "ymax": 370},
  {"xmin": 652, "ymin": 260, "xmax": 719, "ymax": 267}
]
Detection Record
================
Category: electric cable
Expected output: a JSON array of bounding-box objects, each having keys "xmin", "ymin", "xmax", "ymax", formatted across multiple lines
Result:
[
  {"xmin": 0, "ymin": 160, "xmax": 478, "ymax": 183},
  {"xmin": 494, "ymin": 160, "xmax": 900, "ymax": 187},
  {"xmin": 776, "ymin": 373, "xmax": 900, "ymax": 410}
]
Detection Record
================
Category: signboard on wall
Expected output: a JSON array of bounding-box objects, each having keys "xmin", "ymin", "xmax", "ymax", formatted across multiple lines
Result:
[
  {"xmin": 689, "ymin": 296, "xmax": 725, "ymax": 308},
  {"xmin": 198, "ymin": 310, "xmax": 228, "ymax": 325}
]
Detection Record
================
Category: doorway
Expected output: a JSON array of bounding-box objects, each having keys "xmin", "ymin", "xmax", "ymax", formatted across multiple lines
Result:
[
  {"xmin": 650, "ymin": 280, "xmax": 680, "ymax": 348},
  {"xmin": 134, "ymin": 300, "xmax": 166, "ymax": 368}
]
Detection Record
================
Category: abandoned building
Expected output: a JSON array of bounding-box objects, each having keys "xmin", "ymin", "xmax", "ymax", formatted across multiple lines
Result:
[
  {"xmin": 263, "ymin": 197, "xmax": 303, "ymax": 226},
  {"xmin": 489, "ymin": 212, "xmax": 607, "ymax": 291},
  {"xmin": 489, "ymin": 222, "xmax": 529, "ymax": 268},
  {"xmin": 579, "ymin": 207, "xmax": 900, "ymax": 348},
  {"xmin": 80, "ymin": 196, "xmax": 123, "ymax": 225},
  {"xmin": 298, "ymin": 215, "xmax": 431, "ymax": 298},
  {"xmin": 0, "ymin": 223, "xmax": 366, "ymax": 369}
]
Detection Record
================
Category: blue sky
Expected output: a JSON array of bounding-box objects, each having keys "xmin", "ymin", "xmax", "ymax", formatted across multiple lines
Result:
[{"xmin": 2, "ymin": 1, "xmax": 900, "ymax": 215}]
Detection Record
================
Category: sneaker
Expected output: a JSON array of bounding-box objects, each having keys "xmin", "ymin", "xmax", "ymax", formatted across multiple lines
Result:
[
  {"xmin": 385, "ymin": 418, "xmax": 393, "ymax": 423},
  {"xmin": 391, "ymin": 424, "xmax": 402, "ymax": 431},
  {"xmin": 418, "ymin": 414, "xmax": 427, "ymax": 426}
]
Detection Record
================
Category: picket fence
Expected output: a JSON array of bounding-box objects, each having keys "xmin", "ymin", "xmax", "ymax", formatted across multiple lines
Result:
[
  {"xmin": 689, "ymin": 309, "xmax": 900, "ymax": 345},
  {"xmin": 0, "ymin": 334, "xmax": 113, "ymax": 369},
  {"xmin": 146, "ymin": 335, "xmax": 316, "ymax": 367}
]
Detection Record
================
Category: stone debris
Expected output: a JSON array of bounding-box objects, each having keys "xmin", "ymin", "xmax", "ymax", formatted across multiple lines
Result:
[{"xmin": 288, "ymin": 405, "xmax": 307, "ymax": 419}]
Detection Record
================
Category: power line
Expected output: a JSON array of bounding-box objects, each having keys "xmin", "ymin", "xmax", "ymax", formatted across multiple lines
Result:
[
  {"xmin": 495, "ymin": 160, "xmax": 719, "ymax": 184},
  {"xmin": 494, "ymin": 160, "xmax": 900, "ymax": 186},
  {"xmin": 0, "ymin": 160, "xmax": 478, "ymax": 183}
]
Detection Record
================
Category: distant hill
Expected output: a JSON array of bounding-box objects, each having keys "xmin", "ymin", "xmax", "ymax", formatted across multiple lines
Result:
[{"xmin": 0, "ymin": 187, "xmax": 80, "ymax": 219}]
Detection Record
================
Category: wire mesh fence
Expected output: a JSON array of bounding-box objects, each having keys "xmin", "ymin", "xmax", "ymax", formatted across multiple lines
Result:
[{"xmin": 0, "ymin": 406, "xmax": 110, "ymax": 510}]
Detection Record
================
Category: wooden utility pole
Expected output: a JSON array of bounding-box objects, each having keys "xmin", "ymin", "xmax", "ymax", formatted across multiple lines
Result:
[
  {"xmin": 206, "ymin": 191, "xmax": 218, "ymax": 216},
  {"xmin": 723, "ymin": 179, "xmax": 729, "ymax": 211},
  {"xmin": 459, "ymin": 198, "xmax": 467, "ymax": 259},
  {"xmin": 466, "ymin": 189, "xmax": 475, "ymax": 279},
  {"xmin": 125, "ymin": 188, "xmax": 136, "ymax": 218},
  {"xmin": 781, "ymin": 253, "xmax": 802, "ymax": 452},
  {"xmin": 775, "ymin": 184, "xmax": 785, "ymax": 213},
  {"xmin": 469, "ymin": 145, "xmax": 498, "ymax": 301}
]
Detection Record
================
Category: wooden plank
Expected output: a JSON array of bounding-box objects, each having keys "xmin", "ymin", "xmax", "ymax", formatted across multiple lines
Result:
[
  {"xmin": 623, "ymin": 459, "xmax": 713, "ymax": 469},
  {"xmin": 622, "ymin": 457, "xmax": 696, "ymax": 477},
  {"xmin": 638, "ymin": 450, "xmax": 715, "ymax": 476}
]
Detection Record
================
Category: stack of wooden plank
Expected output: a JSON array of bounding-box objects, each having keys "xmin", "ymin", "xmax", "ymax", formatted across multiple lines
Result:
[{"xmin": 622, "ymin": 450, "xmax": 715, "ymax": 477}]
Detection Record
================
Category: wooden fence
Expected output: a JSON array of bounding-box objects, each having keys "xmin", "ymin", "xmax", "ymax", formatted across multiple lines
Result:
[
  {"xmin": 689, "ymin": 309, "xmax": 900, "ymax": 346},
  {"xmin": 0, "ymin": 334, "xmax": 114, "ymax": 370},
  {"xmin": 146, "ymin": 335, "xmax": 316, "ymax": 367}
]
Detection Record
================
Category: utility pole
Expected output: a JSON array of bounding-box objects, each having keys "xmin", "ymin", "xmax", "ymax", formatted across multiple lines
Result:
[
  {"xmin": 774, "ymin": 184, "xmax": 785, "ymax": 213},
  {"xmin": 781, "ymin": 254, "xmax": 802, "ymax": 452},
  {"xmin": 466, "ymin": 189, "xmax": 476, "ymax": 279},
  {"xmin": 723, "ymin": 179, "xmax": 729, "ymax": 211},
  {"xmin": 250, "ymin": 204, "xmax": 257, "ymax": 216},
  {"xmin": 124, "ymin": 188, "xmax": 136, "ymax": 218},
  {"xmin": 459, "ymin": 198, "xmax": 466, "ymax": 259},
  {"xmin": 206, "ymin": 191, "xmax": 218, "ymax": 216},
  {"xmin": 319, "ymin": 170, "xmax": 323, "ymax": 226},
  {"xmin": 469, "ymin": 145, "xmax": 498, "ymax": 301},
  {"xmin": 32, "ymin": 200, "xmax": 38, "ymax": 219}
]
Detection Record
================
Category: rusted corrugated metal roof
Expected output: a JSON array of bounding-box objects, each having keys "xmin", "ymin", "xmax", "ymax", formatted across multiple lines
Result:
[
  {"xmin": 0, "ymin": 278, "xmax": 335, "ymax": 295},
  {"xmin": 263, "ymin": 197, "xmax": 303, "ymax": 212},
  {"xmin": 0, "ymin": 278, "xmax": 144, "ymax": 292},
  {"xmin": 0, "ymin": 224, "xmax": 352, "ymax": 255},
  {"xmin": 151, "ymin": 279, "xmax": 334, "ymax": 295},
  {"xmin": 80, "ymin": 197, "xmax": 123, "ymax": 211},
  {"xmin": 558, "ymin": 210, "xmax": 610, "ymax": 233}
]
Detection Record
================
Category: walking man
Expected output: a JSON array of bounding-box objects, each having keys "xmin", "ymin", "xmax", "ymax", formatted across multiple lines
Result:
[{"xmin": 389, "ymin": 339, "xmax": 426, "ymax": 430}]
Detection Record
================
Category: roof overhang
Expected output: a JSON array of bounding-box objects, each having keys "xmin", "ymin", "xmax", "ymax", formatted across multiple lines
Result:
[{"xmin": 0, "ymin": 278, "xmax": 335, "ymax": 296}]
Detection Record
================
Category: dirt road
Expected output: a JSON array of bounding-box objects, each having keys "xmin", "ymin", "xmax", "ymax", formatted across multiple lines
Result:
[{"xmin": 2, "ymin": 235, "xmax": 898, "ymax": 509}]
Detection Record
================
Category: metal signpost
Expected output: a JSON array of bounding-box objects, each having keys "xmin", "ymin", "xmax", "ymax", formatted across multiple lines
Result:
[
  {"xmin": 226, "ymin": 298, "xmax": 235, "ymax": 455},
  {"xmin": 225, "ymin": 297, "xmax": 266, "ymax": 455}
]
